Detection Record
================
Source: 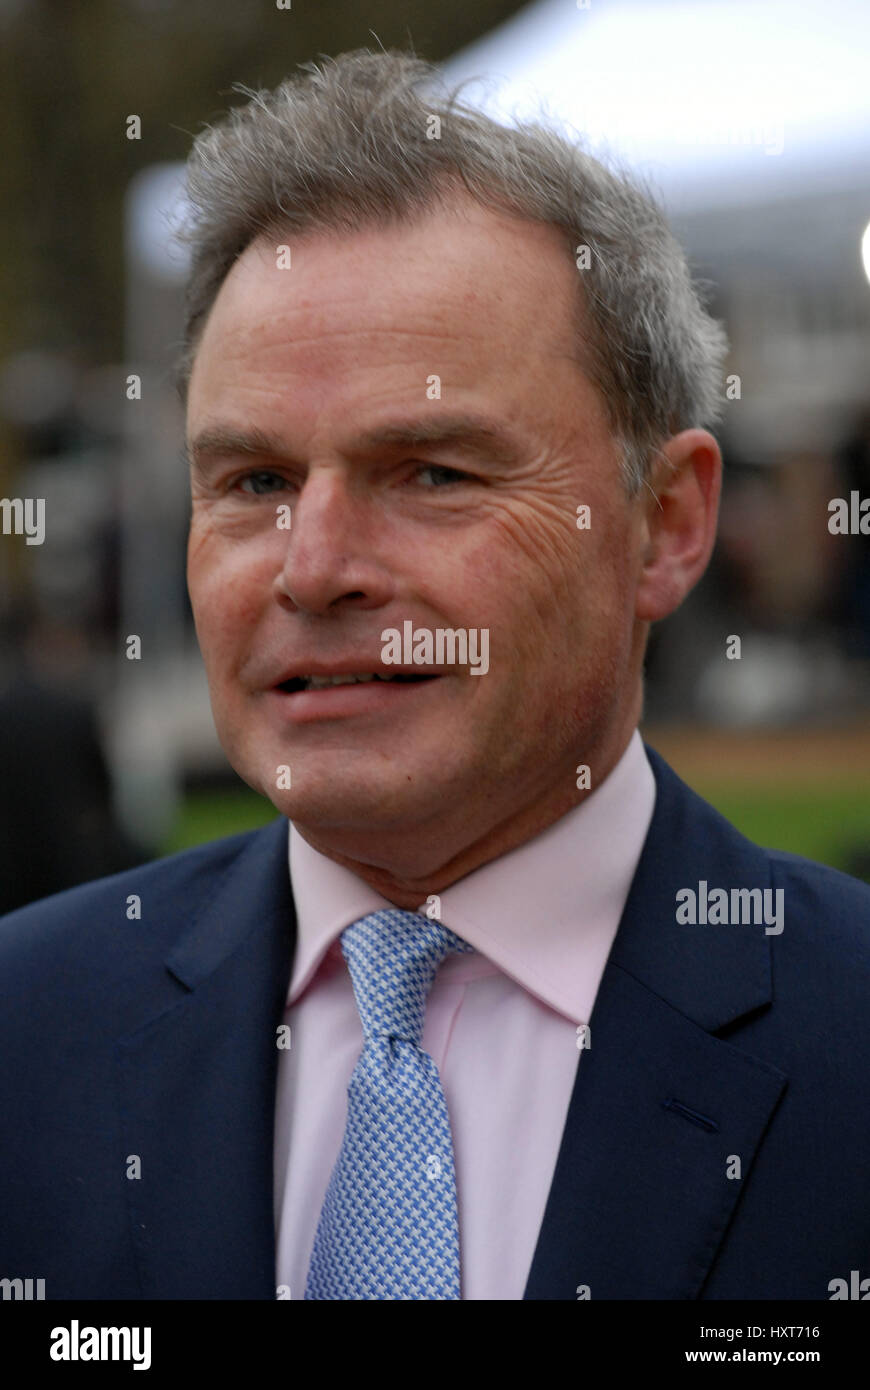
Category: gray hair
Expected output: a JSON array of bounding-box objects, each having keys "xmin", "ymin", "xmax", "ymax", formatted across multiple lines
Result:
[{"xmin": 178, "ymin": 48, "xmax": 728, "ymax": 493}]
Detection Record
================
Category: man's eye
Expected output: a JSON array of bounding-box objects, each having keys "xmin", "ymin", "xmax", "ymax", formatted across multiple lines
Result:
[
  {"xmin": 237, "ymin": 471, "xmax": 288, "ymax": 495},
  {"xmin": 415, "ymin": 463, "xmax": 469, "ymax": 488}
]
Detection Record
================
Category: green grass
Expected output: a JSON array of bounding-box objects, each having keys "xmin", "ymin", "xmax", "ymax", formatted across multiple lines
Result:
[
  {"xmin": 162, "ymin": 789, "xmax": 277, "ymax": 855},
  {"xmin": 692, "ymin": 782, "xmax": 870, "ymax": 880},
  {"xmin": 163, "ymin": 782, "xmax": 870, "ymax": 882}
]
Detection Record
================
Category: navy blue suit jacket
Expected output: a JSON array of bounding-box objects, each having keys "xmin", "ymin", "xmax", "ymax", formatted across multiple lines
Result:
[{"xmin": 1, "ymin": 747, "xmax": 868, "ymax": 1299}]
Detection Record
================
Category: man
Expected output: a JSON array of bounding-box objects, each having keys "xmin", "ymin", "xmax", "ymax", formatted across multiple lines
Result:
[{"xmin": 1, "ymin": 49, "xmax": 868, "ymax": 1301}]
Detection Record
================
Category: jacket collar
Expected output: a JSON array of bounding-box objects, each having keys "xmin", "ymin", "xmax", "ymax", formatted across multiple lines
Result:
[
  {"xmin": 523, "ymin": 746, "xmax": 787, "ymax": 1299},
  {"xmin": 608, "ymin": 745, "xmax": 774, "ymax": 1032}
]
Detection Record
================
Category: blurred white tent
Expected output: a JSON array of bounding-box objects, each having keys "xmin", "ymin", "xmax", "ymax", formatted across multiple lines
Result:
[
  {"xmin": 439, "ymin": 0, "xmax": 870, "ymax": 214},
  {"xmin": 128, "ymin": 2, "xmax": 870, "ymax": 294}
]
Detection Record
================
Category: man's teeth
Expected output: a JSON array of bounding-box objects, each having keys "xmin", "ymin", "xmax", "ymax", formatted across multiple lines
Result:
[
  {"xmin": 281, "ymin": 672, "xmax": 434, "ymax": 692},
  {"xmin": 301, "ymin": 673, "xmax": 395, "ymax": 689}
]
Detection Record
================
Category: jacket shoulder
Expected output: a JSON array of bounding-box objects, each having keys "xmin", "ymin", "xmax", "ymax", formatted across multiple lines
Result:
[
  {"xmin": 643, "ymin": 741, "xmax": 870, "ymax": 960},
  {"xmin": 0, "ymin": 820, "xmax": 285, "ymax": 963},
  {"xmin": 767, "ymin": 844, "xmax": 870, "ymax": 900},
  {"xmin": 766, "ymin": 846, "xmax": 870, "ymax": 953}
]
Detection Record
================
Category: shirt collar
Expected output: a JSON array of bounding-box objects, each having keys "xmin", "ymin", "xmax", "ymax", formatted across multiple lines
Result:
[{"xmin": 286, "ymin": 729, "xmax": 655, "ymax": 1022}]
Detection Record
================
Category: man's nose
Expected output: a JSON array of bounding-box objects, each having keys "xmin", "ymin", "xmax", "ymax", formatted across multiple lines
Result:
[{"xmin": 272, "ymin": 469, "xmax": 394, "ymax": 615}]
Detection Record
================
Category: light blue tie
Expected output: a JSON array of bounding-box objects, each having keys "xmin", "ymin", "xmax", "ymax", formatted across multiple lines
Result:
[{"xmin": 304, "ymin": 908, "xmax": 474, "ymax": 1300}]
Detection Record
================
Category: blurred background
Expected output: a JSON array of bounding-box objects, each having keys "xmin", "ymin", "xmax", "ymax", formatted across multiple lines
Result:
[{"xmin": 1, "ymin": 0, "xmax": 868, "ymax": 912}]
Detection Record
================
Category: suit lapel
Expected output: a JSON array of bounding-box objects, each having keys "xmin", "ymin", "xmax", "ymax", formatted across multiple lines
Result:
[
  {"xmin": 524, "ymin": 748, "xmax": 788, "ymax": 1299},
  {"xmin": 115, "ymin": 817, "xmax": 295, "ymax": 1299}
]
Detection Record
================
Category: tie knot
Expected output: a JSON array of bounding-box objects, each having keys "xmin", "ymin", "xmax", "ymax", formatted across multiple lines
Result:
[{"xmin": 341, "ymin": 909, "xmax": 473, "ymax": 1044}]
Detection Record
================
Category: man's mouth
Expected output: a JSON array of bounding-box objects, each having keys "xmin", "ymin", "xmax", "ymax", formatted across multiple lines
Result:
[
  {"xmin": 267, "ymin": 666, "xmax": 447, "ymax": 724},
  {"xmin": 277, "ymin": 672, "xmax": 440, "ymax": 692}
]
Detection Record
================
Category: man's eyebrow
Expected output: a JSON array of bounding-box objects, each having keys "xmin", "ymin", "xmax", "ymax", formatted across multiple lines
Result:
[
  {"xmin": 186, "ymin": 414, "xmax": 523, "ymax": 468},
  {"xmin": 185, "ymin": 426, "xmax": 290, "ymax": 467},
  {"xmin": 355, "ymin": 415, "xmax": 522, "ymax": 464}
]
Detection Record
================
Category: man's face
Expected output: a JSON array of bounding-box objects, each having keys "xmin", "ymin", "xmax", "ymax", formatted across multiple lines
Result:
[{"xmin": 186, "ymin": 197, "xmax": 650, "ymax": 881}]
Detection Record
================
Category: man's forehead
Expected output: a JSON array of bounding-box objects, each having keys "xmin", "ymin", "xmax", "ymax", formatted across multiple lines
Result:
[
  {"xmin": 203, "ymin": 199, "xmax": 581, "ymax": 344},
  {"xmin": 186, "ymin": 198, "xmax": 595, "ymax": 438}
]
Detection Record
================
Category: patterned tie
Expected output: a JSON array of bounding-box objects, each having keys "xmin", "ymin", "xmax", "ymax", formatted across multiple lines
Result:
[{"xmin": 304, "ymin": 908, "xmax": 474, "ymax": 1300}]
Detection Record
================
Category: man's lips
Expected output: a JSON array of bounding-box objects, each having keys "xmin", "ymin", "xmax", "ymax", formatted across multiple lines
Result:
[
  {"xmin": 265, "ymin": 666, "xmax": 446, "ymax": 723},
  {"xmin": 275, "ymin": 669, "xmax": 441, "ymax": 693}
]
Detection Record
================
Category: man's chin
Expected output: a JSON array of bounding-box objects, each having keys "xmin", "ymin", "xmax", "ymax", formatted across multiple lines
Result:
[
  {"xmin": 261, "ymin": 783, "xmax": 434, "ymax": 833},
  {"xmin": 250, "ymin": 761, "xmax": 450, "ymax": 834}
]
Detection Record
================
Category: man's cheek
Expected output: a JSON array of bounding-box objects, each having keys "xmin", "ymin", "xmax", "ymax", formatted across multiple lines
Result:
[{"xmin": 200, "ymin": 616, "xmax": 246, "ymax": 685}]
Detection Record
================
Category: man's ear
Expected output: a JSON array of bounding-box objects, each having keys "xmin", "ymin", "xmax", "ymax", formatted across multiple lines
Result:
[{"xmin": 634, "ymin": 428, "xmax": 721, "ymax": 623}]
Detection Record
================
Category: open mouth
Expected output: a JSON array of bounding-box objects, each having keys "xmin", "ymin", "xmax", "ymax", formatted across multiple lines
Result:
[{"xmin": 277, "ymin": 673, "xmax": 440, "ymax": 693}]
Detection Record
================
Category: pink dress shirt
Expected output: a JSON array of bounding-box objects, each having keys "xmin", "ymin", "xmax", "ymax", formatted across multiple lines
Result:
[{"xmin": 274, "ymin": 729, "xmax": 656, "ymax": 1299}]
